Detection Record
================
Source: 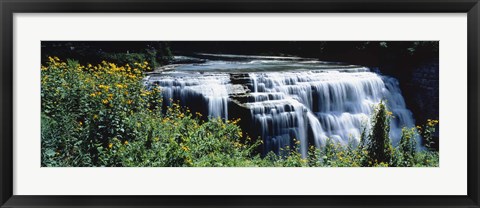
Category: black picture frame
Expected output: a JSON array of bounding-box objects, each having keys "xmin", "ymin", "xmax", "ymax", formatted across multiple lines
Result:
[{"xmin": 1, "ymin": 0, "xmax": 479, "ymax": 207}]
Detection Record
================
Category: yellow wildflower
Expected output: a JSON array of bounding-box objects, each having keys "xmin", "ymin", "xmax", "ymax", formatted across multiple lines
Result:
[
  {"xmin": 108, "ymin": 143, "xmax": 113, "ymax": 149},
  {"xmin": 427, "ymin": 119, "xmax": 439, "ymax": 126},
  {"xmin": 232, "ymin": 118, "xmax": 241, "ymax": 124},
  {"xmin": 386, "ymin": 111, "xmax": 393, "ymax": 116},
  {"xmin": 98, "ymin": 84, "xmax": 110, "ymax": 91}
]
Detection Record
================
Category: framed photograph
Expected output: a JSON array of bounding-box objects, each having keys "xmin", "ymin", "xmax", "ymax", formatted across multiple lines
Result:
[{"xmin": 1, "ymin": 0, "xmax": 479, "ymax": 207}]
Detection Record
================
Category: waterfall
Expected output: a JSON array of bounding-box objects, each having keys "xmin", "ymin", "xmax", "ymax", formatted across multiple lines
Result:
[
  {"xmin": 247, "ymin": 70, "xmax": 414, "ymax": 156},
  {"xmin": 146, "ymin": 56, "xmax": 415, "ymax": 156},
  {"xmin": 149, "ymin": 73, "xmax": 230, "ymax": 120}
]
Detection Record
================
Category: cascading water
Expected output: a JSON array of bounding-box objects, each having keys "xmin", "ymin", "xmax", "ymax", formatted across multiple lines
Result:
[
  {"xmin": 150, "ymin": 74, "xmax": 230, "ymax": 120},
  {"xmin": 247, "ymin": 70, "xmax": 414, "ymax": 156},
  {"xmin": 146, "ymin": 54, "xmax": 415, "ymax": 157}
]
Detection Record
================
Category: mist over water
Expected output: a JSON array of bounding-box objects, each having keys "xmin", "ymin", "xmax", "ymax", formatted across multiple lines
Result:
[{"xmin": 146, "ymin": 55, "xmax": 415, "ymax": 156}]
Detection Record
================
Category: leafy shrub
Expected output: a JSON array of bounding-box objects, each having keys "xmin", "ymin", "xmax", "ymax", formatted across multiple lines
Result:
[
  {"xmin": 42, "ymin": 57, "xmax": 160, "ymax": 166},
  {"xmin": 365, "ymin": 101, "xmax": 394, "ymax": 166},
  {"xmin": 398, "ymin": 127, "xmax": 417, "ymax": 167},
  {"xmin": 418, "ymin": 119, "xmax": 439, "ymax": 151},
  {"xmin": 100, "ymin": 53, "xmax": 154, "ymax": 71},
  {"xmin": 41, "ymin": 57, "xmax": 258, "ymax": 167}
]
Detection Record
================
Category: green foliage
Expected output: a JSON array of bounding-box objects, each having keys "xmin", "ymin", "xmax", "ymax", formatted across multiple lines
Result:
[
  {"xmin": 41, "ymin": 113, "xmax": 93, "ymax": 166},
  {"xmin": 147, "ymin": 41, "xmax": 173, "ymax": 66},
  {"xmin": 41, "ymin": 41, "xmax": 174, "ymax": 70},
  {"xmin": 366, "ymin": 101, "xmax": 393, "ymax": 166},
  {"xmin": 418, "ymin": 119, "xmax": 439, "ymax": 151},
  {"xmin": 41, "ymin": 57, "xmax": 156, "ymax": 166},
  {"xmin": 41, "ymin": 58, "xmax": 259, "ymax": 167},
  {"xmin": 99, "ymin": 42, "xmax": 173, "ymax": 71},
  {"xmin": 398, "ymin": 127, "xmax": 417, "ymax": 167},
  {"xmin": 406, "ymin": 41, "xmax": 439, "ymax": 56},
  {"xmin": 413, "ymin": 151, "xmax": 439, "ymax": 167},
  {"xmin": 94, "ymin": 110, "xmax": 261, "ymax": 167},
  {"xmin": 101, "ymin": 53, "xmax": 153, "ymax": 71}
]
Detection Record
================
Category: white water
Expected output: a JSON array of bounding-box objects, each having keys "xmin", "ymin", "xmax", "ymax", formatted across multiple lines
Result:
[
  {"xmin": 146, "ymin": 56, "xmax": 415, "ymax": 156},
  {"xmin": 247, "ymin": 70, "xmax": 414, "ymax": 156},
  {"xmin": 149, "ymin": 73, "xmax": 230, "ymax": 119}
]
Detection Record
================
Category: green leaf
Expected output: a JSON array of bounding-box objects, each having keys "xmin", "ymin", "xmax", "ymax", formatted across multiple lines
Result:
[{"xmin": 45, "ymin": 149, "xmax": 56, "ymax": 157}]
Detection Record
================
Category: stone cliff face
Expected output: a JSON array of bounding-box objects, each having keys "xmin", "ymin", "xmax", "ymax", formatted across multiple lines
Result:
[
  {"xmin": 368, "ymin": 59, "xmax": 439, "ymax": 126},
  {"xmin": 401, "ymin": 60, "xmax": 439, "ymax": 149},
  {"xmin": 405, "ymin": 61, "xmax": 439, "ymax": 124}
]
